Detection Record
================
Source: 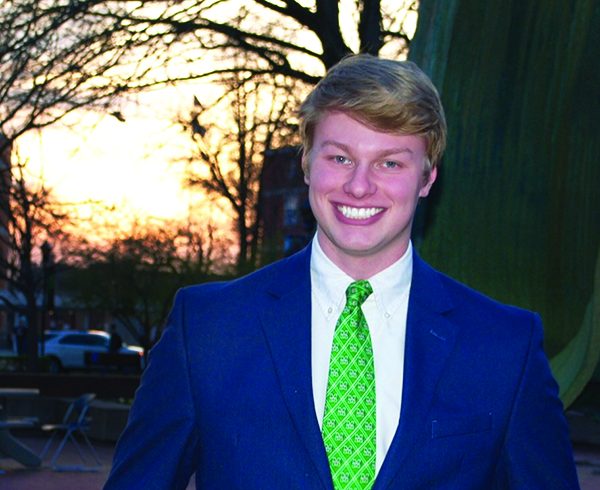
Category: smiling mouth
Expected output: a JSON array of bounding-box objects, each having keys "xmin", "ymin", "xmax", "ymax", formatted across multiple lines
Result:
[{"xmin": 337, "ymin": 205, "xmax": 384, "ymax": 220}]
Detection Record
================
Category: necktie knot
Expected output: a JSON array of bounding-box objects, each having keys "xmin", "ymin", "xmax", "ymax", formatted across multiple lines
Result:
[{"xmin": 346, "ymin": 280, "xmax": 372, "ymax": 307}]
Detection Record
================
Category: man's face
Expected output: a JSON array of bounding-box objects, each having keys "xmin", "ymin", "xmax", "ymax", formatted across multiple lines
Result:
[{"xmin": 305, "ymin": 111, "xmax": 436, "ymax": 273}]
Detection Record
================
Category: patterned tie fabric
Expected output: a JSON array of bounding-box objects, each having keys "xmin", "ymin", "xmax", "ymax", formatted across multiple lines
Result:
[{"xmin": 322, "ymin": 280, "xmax": 376, "ymax": 489}]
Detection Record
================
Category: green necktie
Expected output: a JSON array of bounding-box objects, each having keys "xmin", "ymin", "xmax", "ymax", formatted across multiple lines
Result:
[{"xmin": 322, "ymin": 280, "xmax": 376, "ymax": 489}]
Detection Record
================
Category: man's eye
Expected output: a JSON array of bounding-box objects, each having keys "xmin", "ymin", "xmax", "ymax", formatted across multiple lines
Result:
[
  {"xmin": 382, "ymin": 160, "xmax": 400, "ymax": 169},
  {"xmin": 334, "ymin": 155, "xmax": 351, "ymax": 165}
]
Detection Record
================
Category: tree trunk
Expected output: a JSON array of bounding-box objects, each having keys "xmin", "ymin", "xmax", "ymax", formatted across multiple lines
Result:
[
  {"xmin": 236, "ymin": 206, "xmax": 249, "ymax": 273},
  {"xmin": 411, "ymin": 0, "xmax": 600, "ymax": 406},
  {"xmin": 25, "ymin": 294, "xmax": 39, "ymax": 372}
]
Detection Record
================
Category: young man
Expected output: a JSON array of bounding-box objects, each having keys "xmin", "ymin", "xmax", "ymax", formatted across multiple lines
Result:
[{"xmin": 105, "ymin": 55, "xmax": 579, "ymax": 489}]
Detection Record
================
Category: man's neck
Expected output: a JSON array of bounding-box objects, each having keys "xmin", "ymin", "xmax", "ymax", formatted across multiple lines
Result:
[{"xmin": 315, "ymin": 233, "xmax": 411, "ymax": 280}]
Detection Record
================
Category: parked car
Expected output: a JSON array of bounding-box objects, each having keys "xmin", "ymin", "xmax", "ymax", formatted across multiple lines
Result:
[{"xmin": 41, "ymin": 330, "xmax": 144, "ymax": 373}]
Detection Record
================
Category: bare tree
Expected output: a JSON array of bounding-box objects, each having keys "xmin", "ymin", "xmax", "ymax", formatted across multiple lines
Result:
[
  {"xmin": 62, "ymin": 220, "xmax": 229, "ymax": 352},
  {"xmin": 91, "ymin": 0, "xmax": 418, "ymax": 83},
  {"xmin": 183, "ymin": 71, "xmax": 302, "ymax": 271},
  {"xmin": 0, "ymin": 138, "xmax": 71, "ymax": 370},
  {"xmin": 1, "ymin": 1, "xmax": 418, "ymax": 143},
  {"xmin": 0, "ymin": 0, "xmax": 188, "ymax": 151},
  {"xmin": 1, "ymin": 0, "xmax": 420, "ymax": 164}
]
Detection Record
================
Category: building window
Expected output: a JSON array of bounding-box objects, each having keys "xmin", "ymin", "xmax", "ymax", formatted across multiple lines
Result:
[{"xmin": 283, "ymin": 195, "xmax": 299, "ymax": 226}]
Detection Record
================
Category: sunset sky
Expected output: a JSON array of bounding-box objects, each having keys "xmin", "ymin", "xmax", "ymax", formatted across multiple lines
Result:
[{"xmin": 18, "ymin": 89, "xmax": 197, "ymax": 226}]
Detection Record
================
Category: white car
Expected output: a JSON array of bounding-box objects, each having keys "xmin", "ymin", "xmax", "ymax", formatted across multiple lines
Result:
[{"xmin": 41, "ymin": 330, "xmax": 144, "ymax": 373}]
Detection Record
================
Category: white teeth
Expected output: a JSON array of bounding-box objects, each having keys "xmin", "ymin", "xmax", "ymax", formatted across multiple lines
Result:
[{"xmin": 337, "ymin": 205, "xmax": 384, "ymax": 220}]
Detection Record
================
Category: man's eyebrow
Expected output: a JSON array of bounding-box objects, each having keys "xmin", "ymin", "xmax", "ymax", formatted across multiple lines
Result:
[
  {"xmin": 320, "ymin": 140, "xmax": 351, "ymax": 152},
  {"xmin": 320, "ymin": 140, "xmax": 415, "ymax": 157},
  {"xmin": 377, "ymin": 147, "xmax": 415, "ymax": 158}
]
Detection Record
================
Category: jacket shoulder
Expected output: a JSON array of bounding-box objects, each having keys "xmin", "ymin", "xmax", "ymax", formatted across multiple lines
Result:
[
  {"xmin": 439, "ymin": 270, "xmax": 535, "ymax": 321},
  {"xmin": 414, "ymin": 255, "xmax": 539, "ymax": 336}
]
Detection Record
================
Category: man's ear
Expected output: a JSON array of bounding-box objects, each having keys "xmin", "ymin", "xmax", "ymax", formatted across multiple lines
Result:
[
  {"xmin": 419, "ymin": 165, "xmax": 437, "ymax": 198},
  {"xmin": 302, "ymin": 156, "xmax": 310, "ymax": 185}
]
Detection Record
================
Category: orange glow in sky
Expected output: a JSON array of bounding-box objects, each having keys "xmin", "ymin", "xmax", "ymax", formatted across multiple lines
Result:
[{"xmin": 18, "ymin": 91, "xmax": 199, "ymax": 231}]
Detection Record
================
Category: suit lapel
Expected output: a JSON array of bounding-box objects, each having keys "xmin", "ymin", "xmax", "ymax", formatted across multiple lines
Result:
[
  {"xmin": 374, "ymin": 253, "xmax": 457, "ymax": 490},
  {"xmin": 259, "ymin": 246, "xmax": 333, "ymax": 490}
]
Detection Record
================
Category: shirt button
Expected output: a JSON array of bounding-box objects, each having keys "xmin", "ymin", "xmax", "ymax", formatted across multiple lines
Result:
[
  {"xmin": 385, "ymin": 312, "xmax": 390, "ymax": 319},
  {"xmin": 328, "ymin": 307, "xmax": 333, "ymax": 314}
]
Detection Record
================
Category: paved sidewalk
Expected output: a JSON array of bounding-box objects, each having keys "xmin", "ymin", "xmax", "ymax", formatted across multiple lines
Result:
[
  {"xmin": 575, "ymin": 443, "xmax": 600, "ymax": 489},
  {"xmin": 0, "ymin": 433, "xmax": 195, "ymax": 489},
  {"xmin": 0, "ymin": 434, "xmax": 113, "ymax": 489},
  {"xmin": 1, "ymin": 433, "xmax": 598, "ymax": 489}
]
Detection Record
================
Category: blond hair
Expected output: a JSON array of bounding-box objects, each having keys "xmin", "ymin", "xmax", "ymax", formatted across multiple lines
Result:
[{"xmin": 299, "ymin": 54, "xmax": 446, "ymax": 174}]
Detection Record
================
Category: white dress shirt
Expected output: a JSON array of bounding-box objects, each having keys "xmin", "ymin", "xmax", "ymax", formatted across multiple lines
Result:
[{"xmin": 310, "ymin": 234, "xmax": 413, "ymax": 474}]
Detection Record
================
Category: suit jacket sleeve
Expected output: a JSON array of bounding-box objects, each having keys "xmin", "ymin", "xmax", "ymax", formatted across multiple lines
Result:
[
  {"xmin": 104, "ymin": 289, "xmax": 200, "ymax": 490},
  {"xmin": 494, "ymin": 313, "xmax": 580, "ymax": 489}
]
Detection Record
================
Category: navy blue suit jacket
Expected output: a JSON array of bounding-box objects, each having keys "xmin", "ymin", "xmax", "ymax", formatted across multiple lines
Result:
[{"xmin": 105, "ymin": 245, "xmax": 579, "ymax": 489}]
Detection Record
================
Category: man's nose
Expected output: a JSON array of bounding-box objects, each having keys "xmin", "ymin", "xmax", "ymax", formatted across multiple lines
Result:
[{"xmin": 342, "ymin": 163, "xmax": 377, "ymax": 198}]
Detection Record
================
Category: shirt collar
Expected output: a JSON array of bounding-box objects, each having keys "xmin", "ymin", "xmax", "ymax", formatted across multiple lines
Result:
[
  {"xmin": 310, "ymin": 232, "xmax": 413, "ymax": 316},
  {"xmin": 311, "ymin": 235, "xmax": 352, "ymax": 312},
  {"xmin": 368, "ymin": 241, "xmax": 413, "ymax": 317}
]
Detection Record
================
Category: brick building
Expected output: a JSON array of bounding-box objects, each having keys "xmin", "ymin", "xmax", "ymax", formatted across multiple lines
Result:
[{"xmin": 260, "ymin": 146, "xmax": 315, "ymax": 262}]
